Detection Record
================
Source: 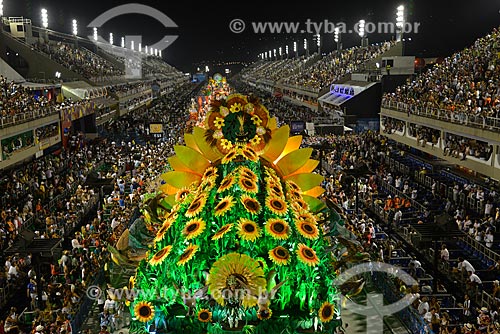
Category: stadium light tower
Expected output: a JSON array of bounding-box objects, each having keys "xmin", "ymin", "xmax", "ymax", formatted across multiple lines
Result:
[
  {"xmin": 72, "ymin": 19, "xmax": 78, "ymax": 36},
  {"xmin": 93, "ymin": 27, "xmax": 98, "ymax": 41},
  {"xmin": 396, "ymin": 5, "xmax": 405, "ymax": 42},
  {"xmin": 131, "ymin": 40, "xmax": 134, "ymax": 51},
  {"xmin": 279, "ymin": 47, "xmax": 282, "ymax": 59},
  {"xmin": 334, "ymin": 27, "xmax": 342, "ymax": 52},
  {"xmin": 358, "ymin": 19, "xmax": 368, "ymax": 47},
  {"xmin": 294, "ymin": 41, "xmax": 298, "ymax": 58},
  {"xmin": 273, "ymin": 48, "xmax": 276, "ymax": 60},
  {"xmin": 316, "ymin": 34, "xmax": 321, "ymax": 55},
  {"xmin": 268, "ymin": 50, "xmax": 271, "ymax": 61},
  {"xmin": 109, "ymin": 32, "xmax": 113, "ymax": 45},
  {"xmin": 41, "ymin": 8, "xmax": 48, "ymax": 28},
  {"xmin": 138, "ymin": 43, "xmax": 142, "ymax": 52},
  {"xmin": 121, "ymin": 37, "xmax": 125, "ymax": 48},
  {"xmin": 145, "ymin": 45, "xmax": 148, "ymax": 54},
  {"xmin": 304, "ymin": 38, "xmax": 309, "ymax": 57},
  {"xmin": 286, "ymin": 45, "xmax": 289, "ymax": 58}
]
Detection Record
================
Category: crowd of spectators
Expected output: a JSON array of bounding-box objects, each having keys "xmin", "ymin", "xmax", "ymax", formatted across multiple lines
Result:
[
  {"xmin": 283, "ymin": 41, "xmax": 395, "ymax": 91},
  {"xmin": 443, "ymin": 133, "xmax": 493, "ymax": 161},
  {"xmin": 308, "ymin": 131, "xmax": 500, "ymax": 334},
  {"xmin": 0, "ymin": 75, "xmax": 196, "ymax": 333},
  {"xmin": 35, "ymin": 123, "xmax": 59, "ymax": 142},
  {"xmin": 0, "ymin": 77, "xmax": 56, "ymax": 119},
  {"xmin": 33, "ymin": 42, "xmax": 124, "ymax": 81},
  {"xmin": 381, "ymin": 116, "xmax": 405, "ymax": 134},
  {"xmin": 407, "ymin": 124, "xmax": 441, "ymax": 148},
  {"xmin": 383, "ymin": 27, "xmax": 500, "ymax": 123},
  {"xmin": 241, "ymin": 56, "xmax": 314, "ymax": 83}
]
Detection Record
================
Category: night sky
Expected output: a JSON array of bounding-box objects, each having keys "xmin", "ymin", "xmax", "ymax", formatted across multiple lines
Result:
[{"xmin": 5, "ymin": 0, "xmax": 500, "ymax": 73}]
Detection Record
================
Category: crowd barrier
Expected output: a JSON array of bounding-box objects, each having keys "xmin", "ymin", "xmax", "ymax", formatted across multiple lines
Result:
[
  {"xmin": 372, "ymin": 271, "xmax": 433, "ymax": 334},
  {"xmin": 382, "ymin": 99, "xmax": 500, "ymax": 132},
  {"xmin": 70, "ymin": 268, "xmax": 106, "ymax": 334}
]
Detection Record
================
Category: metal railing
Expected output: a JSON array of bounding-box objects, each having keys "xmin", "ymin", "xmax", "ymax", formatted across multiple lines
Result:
[
  {"xmin": 0, "ymin": 108, "xmax": 60, "ymax": 129},
  {"xmin": 382, "ymin": 98, "xmax": 500, "ymax": 132},
  {"xmin": 377, "ymin": 178, "xmax": 427, "ymax": 213},
  {"xmin": 461, "ymin": 233, "xmax": 500, "ymax": 263},
  {"xmin": 70, "ymin": 269, "xmax": 105, "ymax": 334}
]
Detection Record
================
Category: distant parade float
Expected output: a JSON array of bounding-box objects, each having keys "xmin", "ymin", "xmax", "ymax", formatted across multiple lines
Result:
[{"xmin": 110, "ymin": 79, "xmax": 359, "ymax": 333}]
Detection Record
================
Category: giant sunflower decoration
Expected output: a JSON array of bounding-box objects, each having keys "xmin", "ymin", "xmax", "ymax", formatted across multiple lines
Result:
[
  {"xmin": 177, "ymin": 244, "xmax": 199, "ymax": 266},
  {"xmin": 295, "ymin": 220, "xmax": 320, "ymax": 240},
  {"xmin": 265, "ymin": 218, "xmax": 290, "ymax": 240},
  {"xmin": 212, "ymin": 223, "xmax": 233, "ymax": 240},
  {"xmin": 269, "ymin": 246, "xmax": 291, "ymax": 266},
  {"xmin": 318, "ymin": 301, "xmax": 335, "ymax": 323},
  {"xmin": 183, "ymin": 218, "xmax": 206, "ymax": 240},
  {"xmin": 197, "ymin": 309, "xmax": 212, "ymax": 323},
  {"xmin": 240, "ymin": 194, "xmax": 261, "ymax": 214},
  {"xmin": 134, "ymin": 301, "xmax": 155, "ymax": 322},
  {"xmin": 128, "ymin": 90, "xmax": 344, "ymax": 334},
  {"xmin": 213, "ymin": 196, "xmax": 235, "ymax": 217},
  {"xmin": 207, "ymin": 253, "xmax": 266, "ymax": 308},
  {"xmin": 266, "ymin": 197, "xmax": 288, "ymax": 216},
  {"xmin": 296, "ymin": 243, "xmax": 320, "ymax": 267},
  {"xmin": 149, "ymin": 245, "xmax": 172, "ymax": 266},
  {"xmin": 185, "ymin": 194, "xmax": 207, "ymax": 218},
  {"xmin": 238, "ymin": 218, "xmax": 261, "ymax": 242}
]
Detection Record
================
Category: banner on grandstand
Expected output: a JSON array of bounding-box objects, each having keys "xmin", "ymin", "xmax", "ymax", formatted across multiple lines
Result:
[{"xmin": 60, "ymin": 102, "xmax": 95, "ymax": 123}]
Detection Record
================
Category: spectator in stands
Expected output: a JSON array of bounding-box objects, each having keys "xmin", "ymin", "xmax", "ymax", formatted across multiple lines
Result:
[
  {"xmin": 457, "ymin": 257, "xmax": 476, "ymax": 274},
  {"xmin": 478, "ymin": 307, "xmax": 492, "ymax": 332},
  {"xmin": 462, "ymin": 294, "xmax": 472, "ymax": 322},
  {"xmin": 418, "ymin": 296, "xmax": 430, "ymax": 315},
  {"xmin": 467, "ymin": 271, "xmax": 483, "ymax": 297},
  {"xmin": 441, "ymin": 244, "xmax": 450, "ymax": 261}
]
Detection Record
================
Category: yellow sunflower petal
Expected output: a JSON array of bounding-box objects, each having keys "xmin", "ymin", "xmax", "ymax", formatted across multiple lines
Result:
[
  {"xmin": 276, "ymin": 148, "xmax": 313, "ymax": 177},
  {"xmin": 274, "ymin": 135, "xmax": 303, "ymax": 164}
]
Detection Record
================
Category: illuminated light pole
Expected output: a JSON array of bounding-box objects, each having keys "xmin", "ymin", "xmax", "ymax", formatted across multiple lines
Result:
[
  {"xmin": 0, "ymin": 0, "xmax": 4, "ymax": 17},
  {"xmin": 138, "ymin": 43, "xmax": 142, "ymax": 52},
  {"xmin": 145, "ymin": 45, "xmax": 148, "ymax": 54},
  {"xmin": 279, "ymin": 47, "xmax": 282, "ymax": 59},
  {"xmin": 41, "ymin": 8, "xmax": 48, "ymax": 28},
  {"xmin": 334, "ymin": 27, "xmax": 342, "ymax": 52},
  {"xmin": 396, "ymin": 5, "xmax": 405, "ymax": 42},
  {"xmin": 358, "ymin": 19, "xmax": 368, "ymax": 47},
  {"xmin": 93, "ymin": 27, "xmax": 98, "ymax": 41},
  {"xmin": 304, "ymin": 38, "xmax": 309, "ymax": 57},
  {"xmin": 72, "ymin": 19, "xmax": 77, "ymax": 36},
  {"xmin": 294, "ymin": 41, "xmax": 298, "ymax": 58},
  {"xmin": 285, "ymin": 45, "xmax": 289, "ymax": 59},
  {"xmin": 121, "ymin": 37, "xmax": 125, "ymax": 48},
  {"xmin": 109, "ymin": 33, "xmax": 113, "ymax": 45},
  {"xmin": 159, "ymin": 50, "xmax": 162, "ymax": 58},
  {"xmin": 41, "ymin": 9, "xmax": 49, "ymax": 42},
  {"xmin": 316, "ymin": 34, "xmax": 321, "ymax": 55},
  {"xmin": 131, "ymin": 40, "xmax": 134, "ymax": 51}
]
